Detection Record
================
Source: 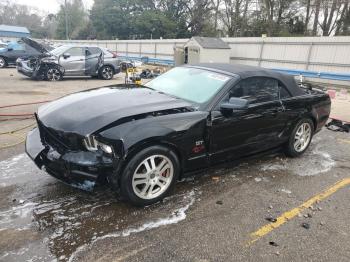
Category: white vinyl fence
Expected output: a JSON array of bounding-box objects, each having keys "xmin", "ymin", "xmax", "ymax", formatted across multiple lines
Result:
[{"xmin": 49, "ymin": 37, "xmax": 350, "ymax": 85}]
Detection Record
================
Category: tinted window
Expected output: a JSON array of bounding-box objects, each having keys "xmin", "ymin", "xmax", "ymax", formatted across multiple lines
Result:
[
  {"xmin": 230, "ymin": 77, "xmax": 279, "ymax": 104},
  {"xmin": 66, "ymin": 47, "xmax": 84, "ymax": 56}
]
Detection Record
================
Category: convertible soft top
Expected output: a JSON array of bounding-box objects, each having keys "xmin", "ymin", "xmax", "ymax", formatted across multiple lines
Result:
[{"xmin": 189, "ymin": 63, "xmax": 305, "ymax": 97}]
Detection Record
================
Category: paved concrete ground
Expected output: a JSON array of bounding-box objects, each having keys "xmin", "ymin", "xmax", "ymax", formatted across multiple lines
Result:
[{"xmin": 0, "ymin": 68, "xmax": 350, "ymax": 262}]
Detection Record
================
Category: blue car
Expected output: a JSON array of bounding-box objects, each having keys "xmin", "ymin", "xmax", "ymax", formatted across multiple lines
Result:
[{"xmin": 0, "ymin": 39, "xmax": 51, "ymax": 68}]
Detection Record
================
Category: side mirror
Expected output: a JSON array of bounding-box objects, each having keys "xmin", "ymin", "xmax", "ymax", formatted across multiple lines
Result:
[
  {"xmin": 7, "ymin": 47, "xmax": 13, "ymax": 51},
  {"xmin": 63, "ymin": 53, "xmax": 70, "ymax": 59},
  {"xmin": 220, "ymin": 97, "xmax": 249, "ymax": 115}
]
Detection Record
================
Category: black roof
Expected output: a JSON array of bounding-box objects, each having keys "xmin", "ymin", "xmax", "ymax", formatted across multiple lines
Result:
[
  {"xmin": 192, "ymin": 37, "xmax": 230, "ymax": 49},
  {"xmin": 189, "ymin": 63, "xmax": 304, "ymax": 97}
]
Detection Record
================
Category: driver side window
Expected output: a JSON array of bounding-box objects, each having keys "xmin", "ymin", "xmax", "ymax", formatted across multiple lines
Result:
[{"xmin": 229, "ymin": 77, "xmax": 279, "ymax": 104}]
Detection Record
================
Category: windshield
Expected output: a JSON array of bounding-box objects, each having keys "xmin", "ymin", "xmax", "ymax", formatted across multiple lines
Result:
[
  {"xmin": 50, "ymin": 45, "xmax": 69, "ymax": 56},
  {"xmin": 145, "ymin": 67, "xmax": 232, "ymax": 104}
]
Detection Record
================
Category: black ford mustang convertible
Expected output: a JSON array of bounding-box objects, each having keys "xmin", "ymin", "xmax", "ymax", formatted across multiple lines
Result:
[{"xmin": 26, "ymin": 63, "xmax": 331, "ymax": 206}]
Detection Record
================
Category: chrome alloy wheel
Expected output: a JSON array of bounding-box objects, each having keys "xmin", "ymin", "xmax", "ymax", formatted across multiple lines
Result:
[
  {"xmin": 102, "ymin": 66, "xmax": 113, "ymax": 79},
  {"xmin": 47, "ymin": 68, "xmax": 61, "ymax": 81},
  {"xmin": 294, "ymin": 122, "xmax": 312, "ymax": 152},
  {"xmin": 0, "ymin": 57, "xmax": 5, "ymax": 68},
  {"xmin": 132, "ymin": 155, "xmax": 174, "ymax": 200}
]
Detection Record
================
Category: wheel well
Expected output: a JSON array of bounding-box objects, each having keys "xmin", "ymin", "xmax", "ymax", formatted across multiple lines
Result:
[
  {"xmin": 297, "ymin": 115, "xmax": 317, "ymax": 132},
  {"xmin": 0, "ymin": 56, "xmax": 7, "ymax": 63},
  {"xmin": 311, "ymin": 117, "xmax": 317, "ymax": 131},
  {"xmin": 101, "ymin": 64, "xmax": 115, "ymax": 74},
  {"xmin": 117, "ymin": 140, "xmax": 183, "ymax": 185}
]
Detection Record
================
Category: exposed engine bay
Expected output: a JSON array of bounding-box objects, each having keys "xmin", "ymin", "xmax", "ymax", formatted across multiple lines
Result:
[
  {"xmin": 20, "ymin": 53, "xmax": 65, "ymax": 80},
  {"xmin": 16, "ymin": 38, "xmax": 120, "ymax": 81}
]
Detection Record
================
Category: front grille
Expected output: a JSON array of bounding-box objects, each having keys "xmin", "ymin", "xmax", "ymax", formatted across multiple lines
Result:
[{"xmin": 35, "ymin": 114, "xmax": 83, "ymax": 151}]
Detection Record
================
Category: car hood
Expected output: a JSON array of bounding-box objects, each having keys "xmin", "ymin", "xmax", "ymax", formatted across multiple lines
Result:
[
  {"xmin": 37, "ymin": 86, "xmax": 193, "ymax": 135},
  {"xmin": 21, "ymin": 37, "xmax": 49, "ymax": 53}
]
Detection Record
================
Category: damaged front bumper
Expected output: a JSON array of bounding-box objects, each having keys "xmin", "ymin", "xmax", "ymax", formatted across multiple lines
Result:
[
  {"xmin": 25, "ymin": 127, "xmax": 115, "ymax": 190},
  {"xmin": 16, "ymin": 59, "xmax": 34, "ymax": 78}
]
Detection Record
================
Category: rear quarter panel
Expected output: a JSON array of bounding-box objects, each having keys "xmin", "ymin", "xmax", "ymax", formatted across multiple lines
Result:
[{"xmin": 281, "ymin": 90, "xmax": 331, "ymax": 137}]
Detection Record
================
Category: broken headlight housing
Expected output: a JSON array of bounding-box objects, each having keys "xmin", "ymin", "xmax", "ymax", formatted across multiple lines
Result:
[{"xmin": 83, "ymin": 136, "xmax": 113, "ymax": 154}]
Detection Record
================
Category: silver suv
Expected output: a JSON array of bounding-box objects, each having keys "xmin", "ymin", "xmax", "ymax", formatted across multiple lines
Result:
[{"xmin": 17, "ymin": 39, "xmax": 120, "ymax": 81}]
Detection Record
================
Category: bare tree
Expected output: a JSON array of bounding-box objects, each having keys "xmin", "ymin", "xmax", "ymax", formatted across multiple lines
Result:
[
  {"xmin": 222, "ymin": 0, "xmax": 252, "ymax": 37},
  {"xmin": 210, "ymin": 0, "xmax": 222, "ymax": 32},
  {"xmin": 335, "ymin": 1, "xmax": 349, "ymax": 35},
  {"xmin": 303, "ymin": 0, "xmax": 312, "ymax": 34},
  {"xmin": 184, "ymin": 0, "xmax": 213, "ymax": 35},
  {"xmin": 312, "ymin": 0, "xmax": 321, "ymax": 35}
]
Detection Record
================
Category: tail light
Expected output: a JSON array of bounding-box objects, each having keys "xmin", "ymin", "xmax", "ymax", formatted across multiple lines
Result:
[{"xmin": 108, "ymin": 51, "xmax": 118, "ymax": 58}]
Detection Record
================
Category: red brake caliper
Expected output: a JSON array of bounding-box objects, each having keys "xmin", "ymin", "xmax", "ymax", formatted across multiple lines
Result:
[{"xmin": 161, "ymin": 169, "xmax": 168, "ymax": 177}]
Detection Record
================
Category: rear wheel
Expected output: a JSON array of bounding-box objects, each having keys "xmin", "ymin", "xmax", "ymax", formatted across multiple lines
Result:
[
  {"xmin": 286, "ymin": 118, "xmax": 314, "ymax": 157},
  {"xmin": 46, "ymin": 66, "xmax": 63, "ymax": 81},
  {"xmin": 0, "ymin": 57, "xmax": 7, "ymax": 68},
  {"xmin": 119, "ymin": 145, "xmax": 180, "ymax": 206},
  {"xmin": 99, "ymin": 65, "xmax": 114, "ymax": 80}
]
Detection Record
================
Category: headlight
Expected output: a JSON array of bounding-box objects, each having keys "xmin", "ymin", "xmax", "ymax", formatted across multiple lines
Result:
[
  {"xmin": 99, "ymin": 143, "xmax": 113, "ymax": 154},
  {"xmin": 83, "ymin": 136, "xmax": 113, "ymax": 154}
]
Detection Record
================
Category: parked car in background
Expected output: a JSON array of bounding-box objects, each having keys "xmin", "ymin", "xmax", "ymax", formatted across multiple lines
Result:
[
  {"xmin": 0, "ymin": 39, "xmax": 48, "ymax": 68},
  {"xmin": 26, "ymin": 63, "xmax": 331, "ymax": 206},
  {"xmin": 16, "ymin": 38, "xmax": 120, "ymax": 81},
  {"xmin": 0, "ymin": 41, "xmax": 7, "ymax": 49}
]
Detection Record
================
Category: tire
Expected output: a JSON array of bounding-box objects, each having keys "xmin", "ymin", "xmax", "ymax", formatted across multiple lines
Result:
[
  {"xmin": 285, "ymin": 118, "xmax": 314, "ymax": 157},
  {"xmin": 119, "ymin": 145, "xmax": 180, "ymax": 206},
  {"xmin": 45, "ymin": 66, "xmax": 63, "ymax": 81},
  {"xmin": 0, "ymin": 57, "xmax": 7, "ymax": 68},
  {"xmin": 99, "ymin": 65, "xmax": 114, "ymax": 80}
]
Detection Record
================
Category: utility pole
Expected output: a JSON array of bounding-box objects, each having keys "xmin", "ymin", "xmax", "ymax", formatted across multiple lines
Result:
[{"xmin": 65, "ymin": 0, "xmax": 69, "ymax": 39}]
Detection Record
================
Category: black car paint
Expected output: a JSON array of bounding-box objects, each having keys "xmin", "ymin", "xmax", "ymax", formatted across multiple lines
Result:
[{"xmin": 25, "ymin": 65, "xmax": 331, "ymax": 190}]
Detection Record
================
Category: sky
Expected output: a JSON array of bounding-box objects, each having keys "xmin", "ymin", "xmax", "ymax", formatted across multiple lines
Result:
[{"xmin": 15, "ymin": 0, "xmax": 94, "ymax": 13}]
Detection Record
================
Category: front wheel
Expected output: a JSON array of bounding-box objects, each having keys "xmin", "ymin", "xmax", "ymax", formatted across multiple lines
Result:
[
  {"xmin": 99, "ymin": 65, "xmax": 114, "ymax": 80},
  {"xmin": 0, "ymin": 57, "xmax": 7, "ymax": 68},
  {"xmin": 46, "ymin": 66, "xmax": 63, "ymax": 81},
  {"xmin": 285, "ymin": 118, "xmax": 314, "ymax": 157},
  {"xmin": 119, "ymin": 145, "xmax": 180, "ymax": 206}
]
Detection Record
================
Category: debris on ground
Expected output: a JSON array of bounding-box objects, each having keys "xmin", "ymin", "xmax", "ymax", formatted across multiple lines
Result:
[
  {"xmin": 266, "ymin": 217, "xmax": 277, "ymax": 223},
  {"xmin": 269, "ymin": 241, "xmax": 278, "ymax": 247},
  {"xmin": 211, "ymin": 176, "xmax": 220, "ymax": 182},
  {"xmin": 326, "ymin": 119, "xmax": 350, "ymax": 132},
  {"xmin": 301, "ymin": 222, "xmax": 310, "ymax": 229},
  {"xmin": 304, "ymin": 213, "xmax": 312, "ymax": 218},
  {"xmin": 216, "ymin": 200, "xmax": 223, "ymax": 205},
  {"xmin": 280, "ymin": 189, "xmax": 292, "ymax": 194},
  {"xmin": 254, "ymin": 177, "xmax": 262, "ymax": 182}
]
